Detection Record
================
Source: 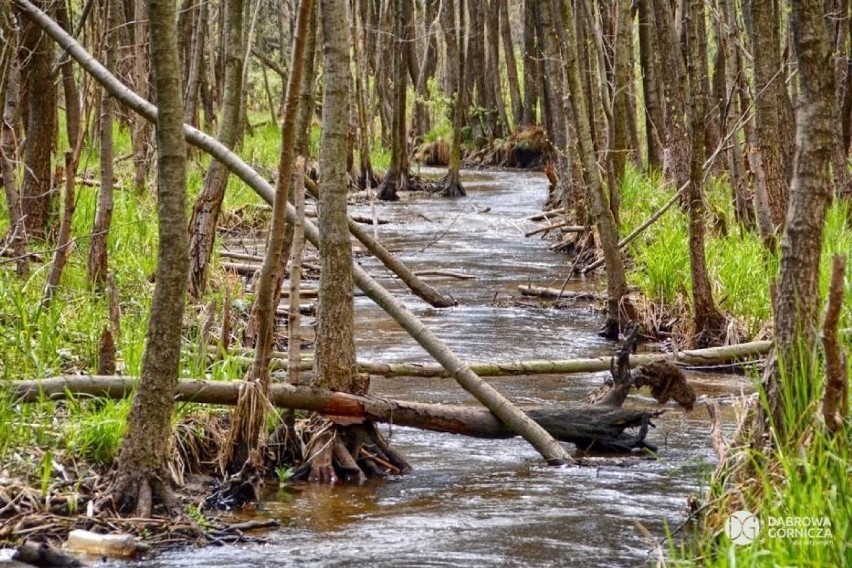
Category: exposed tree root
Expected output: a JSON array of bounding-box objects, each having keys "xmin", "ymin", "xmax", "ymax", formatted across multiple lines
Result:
[
  {"xmin": 377, "ymin": 177, "xmax": 400, "ymax": 201},
  {"xmin": 291, "ymin": 416, "xmax": 411, "ymax": 484},
  {"xmin": 107, "ymin": 467, "xmax": 180, "ymax": 518},
  {"xmin": 437, "ymin": 173, "xmax": 466, "ymax": 198}
]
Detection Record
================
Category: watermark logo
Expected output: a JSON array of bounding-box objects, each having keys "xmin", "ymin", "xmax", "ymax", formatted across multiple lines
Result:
[
  {"xmin": 724, "ymin": 511, "xmax": 833, "ymax": 546},
  {"xmin": 725, "ymin": 510, "xmax": 760, "ymax": 545}
]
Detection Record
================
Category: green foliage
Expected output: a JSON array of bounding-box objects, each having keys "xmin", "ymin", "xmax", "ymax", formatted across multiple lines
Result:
[
  {"xmin": 678, "ymin": 357, "xmax": 851, "ymax": 567},
  {"xmin": 61, "ymin": 398, "xmax": 129, "ymax": 465},
  {"xmin": 619, "ymin": 166, "xmax": 852, "ymax": 336}
]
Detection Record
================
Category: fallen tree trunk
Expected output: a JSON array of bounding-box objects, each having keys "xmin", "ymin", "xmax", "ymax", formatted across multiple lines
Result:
[
  {"xmin": 6, "ymin": 376, "xmax": 657, "ymax": 451},
  {"xmin": 17, "ymin": 0, "xmax": 569, "ymax": 465},
  {"xmin": 230, "ymin": 338, "xmax": 772, "ymax": 377},
  {"xmin": 518, "ymin": 284, "xmax": 608, "ymax": 301}
]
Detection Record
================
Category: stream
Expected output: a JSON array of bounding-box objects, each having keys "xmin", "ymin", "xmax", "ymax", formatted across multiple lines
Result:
[{"xmin": 130, "ymin": 168, "xmax": 750, "ymax": 567}]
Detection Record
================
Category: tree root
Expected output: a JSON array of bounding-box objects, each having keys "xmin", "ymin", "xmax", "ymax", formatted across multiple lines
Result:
[
  {"xmin": 291, "ymin": 416, "xmax": 411, "ymax": 484},
  {"xmin": 437, "ymin": 174, "xmax": 466, "ymax": 198},
  {"xmin": 107, "ymin": 467, "xmax": 180, "ymax": 517}
]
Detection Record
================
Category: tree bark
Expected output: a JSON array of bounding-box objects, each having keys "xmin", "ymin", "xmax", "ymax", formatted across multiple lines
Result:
[
  {"xmin": 610, "ymin": 0, "xmax": 633, "ymax": 189},
  {"xmin": 219, "ymin": 0, "xmax": 311, "ymax": 475},
  {"xmin": 1, "ymin": 42, "xmax": 29, "ymax": 277},
  {"xmin": 685, "ymin": 0, "xmax": 726, "ymax": 347},
  {"xmin": 763, "ymin": 0, "xmax": 836, "ymax": 442},
  {"xmin": 186, "ymin": 0, "xmax": 244, "ymax": 299},
  {"xmin": 438, "ymin": 0, "xmax": 465, "ymax": 198},
  {"xmin": 17, "ymin": 0, "xmax": 57, "ymax": 239},
  {"xmin": 130, "ymin": 0, "xmax": 152, "ymax": 191},
  {"xmin": 520, "ymin": 0, "xmax": 538, "ymax": 127},
  {"xmin": 637, "ymin": 0, "xmax": 663, "ymax": 170},
  {"xmin": 54, "ymin": 0, "xmax": 80, "ymax": 149},
  {"xmin": 559, "ymin": 0, "xmax": 633, "ymax": 340},
  {"xmin": 110, "ymin": 0, "xmax": 189, "ymax": 516},
  {"xmin": 497, "ymin": 0, "xmax": 521, "ymax": 130},
  {"xmin": 18, "ymin": 0, "xmax": 568, "ymax": 465},
  {"xmin": 751, "ymin": 0, "xmax": 795, "ymax": 234},
  {"xmin": 87, "ymin": 0, "xmax": 118, "ymax": 287}
]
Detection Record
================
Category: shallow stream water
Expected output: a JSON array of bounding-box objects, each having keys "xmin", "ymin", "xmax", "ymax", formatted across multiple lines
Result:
[{"xmin": 129, "ymin": 168, "xmax": 751, "ymax": 567}]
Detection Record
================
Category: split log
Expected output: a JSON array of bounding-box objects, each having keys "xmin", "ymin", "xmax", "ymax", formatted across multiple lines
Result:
[
  {"xmin": 5, "ymin": 376, "xmax": 657, "ymax": 451},
  {"xmin": 228, "ymin": 339, "xmax": 772, "ymax": 377}
]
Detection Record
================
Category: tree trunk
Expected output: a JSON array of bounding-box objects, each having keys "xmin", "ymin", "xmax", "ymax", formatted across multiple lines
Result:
[
  {"xmin": 42, "ymin": 151, "xmax": 76, "ymax": 305},
  {"xmin": 499, "ymin": 0, "xmax": 522, "ymax": 130},
  {"xmin": 18, "ymin": 0, "xmax": 57, "ymax": 239},
  {"xmin": 54, "ymin": 0, "xmax": 80, "ymax": 149},
  {"xmin": 130, "ymin": 0, "xmax": 152, "ymax": 191},
  {"xmin": 412, "ymin": 0, "xmax": 438, "ymax": 141},
  {"xmin": 351, "ymin": 0, "xmax": 376, "ymax": 187},
  {"xmin": 87, "ymin": 0, "xmax": 118, "ymax": 287},
  {"xmin": 219, "ymin": 0, "xmax": 311, "ymax": 475},
  {"xmin": 186, "ymin": 0, "xmax": 244, "ymax": 299},
  {"xmin": 751, "ymin": 0, "xmax": 795, "ymax": 234},
  {"xmin": 520, "ymin": 0, "xmax": 538, "ymax": 127},
  {"xmin": 294, "ymin": 0, "xmax": 317, "ymax": 157},
  {"xmin": 314, "ymin": 0, "xmax": 356, "ymax": 394},
  {"xmin": 110, "ymin": 0, "xmax": 189, "ymax": 516},
  {"xmin": 763, "ymin": 0, "xmax": 836, "ymax": 442},
  {"xmin": 637, "ymin": 0, "xmax": 664, "ymax": 170},
  {"xmin": 485, "ymin": 0, "xmax": 506, "ymax": 137},
  {"xmin": 1, "ymin": 49, "xmax": 29, "ymax": 277},
  {"xmin": 438, "ymin": 0, "xmax": 465, "ymax": 198},
  {"xmin": 20, "ymin": 0, "xmax": 568, "ymax": 466},
  {"xmin": 182, "ymin": 0, "xmax": 207, "ymax": 127},
  {"xmin": 610, "ymin": 0, "xmax": 633, "ymax": 189},
  {"xmin": 558, "ymin": 0, "xmax": 633, "ymax": 340},
  {"xmin": 685, "ymin": 0, "xmax": 726, "ymax": 347}
]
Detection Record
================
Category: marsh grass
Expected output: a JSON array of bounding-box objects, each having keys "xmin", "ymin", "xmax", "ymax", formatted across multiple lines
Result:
[
  {"xmin": 619, "ymin": 166, "xmax": 851, "ymax": 337},
  {"xmin": 675, "ymin": 354, "xmax": 852, "ymax": 567}
]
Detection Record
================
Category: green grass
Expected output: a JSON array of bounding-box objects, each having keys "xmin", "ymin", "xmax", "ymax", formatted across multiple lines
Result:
[
  {"xmin": 675, "ymin": 354, "xmax": 852, "ymax": 567},
  {"xmin": 619, "ymin": 166, "xmax": 851, "ymax": 336}
]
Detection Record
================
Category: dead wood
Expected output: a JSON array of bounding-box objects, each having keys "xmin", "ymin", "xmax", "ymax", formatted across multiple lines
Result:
[
  {"xmin": 14, "ymin": 540, "xmax": 82, "ymax": 567},
  {"xmin": 6, "ymin": 376, "xmax": 657, "ymax": 452},
  {"xmin": 822, "ymin": 254, "xmax": 848, "ymax": 432}
]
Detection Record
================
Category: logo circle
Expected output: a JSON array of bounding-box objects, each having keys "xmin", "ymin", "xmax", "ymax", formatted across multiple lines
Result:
[{"xmin": 725, "ymin": 510, "xmax": 760, "ymax": 545}]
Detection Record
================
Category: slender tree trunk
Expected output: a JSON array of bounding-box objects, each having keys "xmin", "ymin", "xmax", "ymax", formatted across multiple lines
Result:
[
  {"xmin": 187, "ymin": 0, "xmax": 244, "ymax": 299},
  {"xmin": 637, "ymin": 0, "xmax": 663, "ymax": 170},
  {"xmin": 763, "ymin": 0, "xmax": 836, "ymax": 442},
  {"xmin": 130, "ymin": 0, "xmax": 152, "ymax": 191},
  {"xmin": 18, "ymin": 0, "xmax": 57, "ymax": 239},
  {"xmin": 219, "ymin": 0, "xmax": 311, "ymax": 475},
  {"xmin": 55, "ymin": 0, "xmax": 80, "ymax": 149},
  {"xmin": 110, "ymin": 0, "xmax": 189, "ymax": 515},
  {"xmin": 43, "ymin": 151, "xmax": 76, "ymax": 305},
  {"xmin": 87, "ymin": 0, "xmax": 118, "ymax": 287},
  {"xmin": 439, "ymin": 0, "xmax": 465, "ymax": 198},
  {"xmin": 1, "ymin": 43, "xmax": 29, "ymax": 277},
  {"xmin": 412, "ymin": 0, "xmax": 438, "ymax": 141},
  {"xmin": 559, "ymin": 0, "xmax": 633, "ymax": 340},
  {"xmin": 751, "ymin": 0, "xmax": 795, "ymax": 234},
  {"xmin": 499, "ymin": 0, "xmax": 522, "ymax": 130},
  {"xmin": 183, "ymin": 0, "xmax": 207, "ymax": 127},
  {"xmin": 351, "ymin": 0, "xmax": 375, "ymax": 188},
  {"xmin": 685, "ymin": 0, "xmax": 726, "ymax": 347},
  {"xmin": 610, "ymin": 0, "xmax": 633, "ymax": 188},
  {"xmin": 485, "ymin": 0, "xmax": 506, "ymax": 137},
  {"xmin": 718, "ymin": 0, "xmax": 754, "ymax": 229},
  {"xmin": 830, "ymin": 0, "xmax": 851, "ymax": 197},
  {"xmin": 377, "ymin": 0, "xmax": 410, "ymax": 201},
  {"xmin": 294, "ymin": 0, "xmax": 316, "ymax": 157},
  {"xmin": 521, "ymin": 0, "xmax": 538, "ymax": 127}
]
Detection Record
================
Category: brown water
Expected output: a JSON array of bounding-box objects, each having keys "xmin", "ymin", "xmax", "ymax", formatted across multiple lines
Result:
[{"xmin": 129, "ymin": 168, "xmax": 751, "ymax": 567}]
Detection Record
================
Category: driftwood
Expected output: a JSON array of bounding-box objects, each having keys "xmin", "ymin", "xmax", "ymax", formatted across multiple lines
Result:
[
  {"xmin": 227, "ymin": 339, "xmax": 773, "ymax": 378},
  {"xmin": 518, "ymin": 284, "xmax": 608, "ymax": 301},
  {"xmin": 6, "ymin": 376, "xmax": 657, "ymax": 451},
  {"xmin": 525, "ymin": 207, "xmax": 568, "ymax": 222},
  {"xmin": 524, "ymin": 221, "xmax": 587, "ymax": 238},
  {"xmin": 413, "ymin": 270, "xmax": 476, "ymax": 280}
]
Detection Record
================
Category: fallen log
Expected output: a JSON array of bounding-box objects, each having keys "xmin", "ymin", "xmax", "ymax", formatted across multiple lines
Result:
[
  {"xmin": 524, "ymin": 221, "xmax": 587, "ymax": 238},
  {"xmin": 413, "ymin": 270, "xmax": 477, "ymax": 280},
  {"xmin": 518, "ymin": 284, "xmax": 607, "ymax": 301},
  {"xmin": 226, "ymin": 339, "xmax": 772, "ymax": 377},
  {"xmin": 6, "ymin": 376, "xmax": 657, "ymax": 451},
  {"xmin": 525, "ymin": 207, "xmax": 568, "ymax": 222}
]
